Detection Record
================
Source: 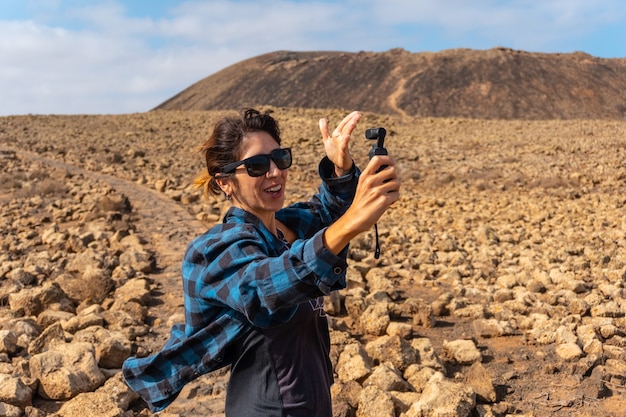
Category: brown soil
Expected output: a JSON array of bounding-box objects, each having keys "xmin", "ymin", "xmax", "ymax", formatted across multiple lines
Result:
[{"xmin": 2, "ymin": 108, "xmax": 626, "ymax": 416}]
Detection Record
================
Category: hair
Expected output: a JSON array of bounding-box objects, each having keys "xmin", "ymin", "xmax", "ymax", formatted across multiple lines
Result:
[{"xmin": 194, "ymin": 108, "xmax": 282, "ymax": 196}]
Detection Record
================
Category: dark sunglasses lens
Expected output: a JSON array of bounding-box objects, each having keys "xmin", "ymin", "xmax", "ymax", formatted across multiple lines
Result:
[
  {"xmin": 245, "ymin": 156, "xmax": 270, "ymax": 177},
  {"xmin": 273, "ymin": 149, "xmax": 292, "ymax": 169}
]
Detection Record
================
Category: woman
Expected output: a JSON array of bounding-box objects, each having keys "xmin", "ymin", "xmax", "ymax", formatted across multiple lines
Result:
[{"xmin": 123, "ymin": 108, "xmax": 401, "ymax": 416}]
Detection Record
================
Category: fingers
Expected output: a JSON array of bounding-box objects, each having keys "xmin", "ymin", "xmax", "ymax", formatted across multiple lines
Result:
[
  {"xmin": 357, "ymin": 155, "xmax": 400, "ymax": 197},
  {"xmin": 318, "ymin": 118, "xmax": 329, "ymax": 138},
  {"xmin": 347, "ymin": 181, "xmax": 399, "ymax": 232},
  {"xmin": 363, "ymin": 156, "xmax": 401, "ymax": 201},
  {"xmin": 362, "ymin": 155, "xmax": 395, "ymax": 175},
  {"xmin": 335, "ymin": 111, "xmax": 361, "ymax": 136},
  {"xmin": 319, "ymin": 111, "xmax": 361, "ymax": 140},
  {"xmin": 336, "ymin": 113, "xmax": 361, "ymax": 145},
  {"xmin": 320, "ymin": 111, "xmax": 361, "ymax": 173}
]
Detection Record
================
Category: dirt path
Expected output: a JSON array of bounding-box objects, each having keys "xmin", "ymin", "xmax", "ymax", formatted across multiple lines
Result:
[
  {"xmin": 3, "ymin": 145, "xmax": 229, "ymax": 415},
  {"xmin": 387, "ymin": 66, "xmax": 409, "ymax": 117},
  {"xmin": 6, "ymin": 144, "xmax": 202, "ymax": 290}
]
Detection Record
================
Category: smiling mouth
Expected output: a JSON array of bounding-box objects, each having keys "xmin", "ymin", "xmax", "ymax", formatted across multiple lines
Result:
[{"xmin": 265, "ymin": 184, "xmax": 282, "ymax": 193}]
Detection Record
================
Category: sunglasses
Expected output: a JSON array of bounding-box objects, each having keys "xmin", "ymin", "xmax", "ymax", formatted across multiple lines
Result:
[{"xmin": 221, "ymin": 148, "xmax": 292, "ymax": 177}]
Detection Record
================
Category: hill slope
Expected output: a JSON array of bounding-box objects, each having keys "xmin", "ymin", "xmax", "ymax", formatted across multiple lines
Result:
[{"xmin": 154, "ymin": 48, "xmax": 626, "ymax": 120}]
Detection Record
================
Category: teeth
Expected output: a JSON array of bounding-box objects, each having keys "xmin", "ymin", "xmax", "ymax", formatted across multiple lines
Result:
[{"xmin": 266, "ymin": 185, "xmax": 281, "ymax": 192}]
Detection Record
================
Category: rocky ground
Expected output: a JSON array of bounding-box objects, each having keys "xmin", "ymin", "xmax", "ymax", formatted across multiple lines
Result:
[{"xmin": 1, "ymin": 108, "xmax": 626, "ymax": 417}]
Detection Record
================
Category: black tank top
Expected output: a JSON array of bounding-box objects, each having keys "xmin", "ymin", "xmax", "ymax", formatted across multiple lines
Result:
[{"xmin": 225, "ymin": 298, "xmax": 333, "ymax": 417}]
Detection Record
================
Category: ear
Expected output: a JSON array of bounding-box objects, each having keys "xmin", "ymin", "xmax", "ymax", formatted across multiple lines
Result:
[{"xmin": 216, "ymin": 177, "xmax": 234, "ymax": 197}]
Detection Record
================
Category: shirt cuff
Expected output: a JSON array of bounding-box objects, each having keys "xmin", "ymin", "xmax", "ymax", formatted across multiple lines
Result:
[
  {"xmin": 302, "ymin": 229, "xmax": 348, "ymax": 294},
  {"xmin": 318, "ymin": 156, "xmax": 358, "ymax": 186}
]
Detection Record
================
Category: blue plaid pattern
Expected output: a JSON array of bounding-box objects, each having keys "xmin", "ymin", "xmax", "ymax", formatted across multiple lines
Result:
[{"xmin": 122, "ymin": 157, "xmax": 359, "ymax": 412}]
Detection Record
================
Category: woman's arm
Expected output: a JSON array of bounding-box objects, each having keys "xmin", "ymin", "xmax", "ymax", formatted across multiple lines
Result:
[
  {"xmin": 184, "ymin": 218, "xmax": 349, "ymax": 329},
  {"xmin": 276, "ymin": 156, "xmax": 360, "ymax": 242}
]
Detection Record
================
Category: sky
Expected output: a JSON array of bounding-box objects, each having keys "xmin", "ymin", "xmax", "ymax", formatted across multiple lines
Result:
[{"xmin": 1, "ymin": 0, "xmax": 625, "ymax": 116}]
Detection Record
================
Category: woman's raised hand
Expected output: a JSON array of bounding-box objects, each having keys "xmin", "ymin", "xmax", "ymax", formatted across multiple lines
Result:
[{"xmin": 318, "ymin": 111, "xmax": 361, "ymax": 176}]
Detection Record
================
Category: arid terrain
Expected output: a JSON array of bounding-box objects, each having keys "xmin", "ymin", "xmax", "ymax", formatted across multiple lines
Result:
[
  {"xmin": 155, "ymin": 48, "xmax": 626, "ymax": 120},
  {"xmin": 1, "ymin": 107, "xmax": 626, "ymax": 416}
]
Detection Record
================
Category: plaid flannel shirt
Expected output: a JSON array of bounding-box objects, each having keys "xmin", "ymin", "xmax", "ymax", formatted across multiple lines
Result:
[{"xmin": 122, "ymin": 157, "xmax": 359, "ymax": 412}]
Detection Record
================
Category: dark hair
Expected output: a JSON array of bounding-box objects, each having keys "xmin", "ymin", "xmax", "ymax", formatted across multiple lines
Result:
[{"xmin": 195, "ymin": 108, "xmax": 282, "ymax": 195}]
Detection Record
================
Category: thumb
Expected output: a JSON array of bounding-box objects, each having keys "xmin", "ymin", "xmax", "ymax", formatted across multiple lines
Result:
[{"xmin": 318, "ymin": 118, "xmax": 329, "ymax": 138}]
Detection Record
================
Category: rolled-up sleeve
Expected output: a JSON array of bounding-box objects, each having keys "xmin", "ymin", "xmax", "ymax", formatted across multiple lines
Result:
[{"xmin": 295, "ymin": 228, "xmax": 348, "ymax": 294}]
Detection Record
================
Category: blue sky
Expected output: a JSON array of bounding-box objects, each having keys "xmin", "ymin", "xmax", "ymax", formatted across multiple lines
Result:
[{"xmin": 1, "ymin": 0, "xmax": 625, "ymax": 116}]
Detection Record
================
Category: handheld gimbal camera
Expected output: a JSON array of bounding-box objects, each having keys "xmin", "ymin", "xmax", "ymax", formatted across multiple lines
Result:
[
  {"xmin": 366, "ymin": 127, "xmax": 387, "ymax": 167},
  {"xmin": 365, "ymin": 127, "xmax": 388, "ymax": 259}
]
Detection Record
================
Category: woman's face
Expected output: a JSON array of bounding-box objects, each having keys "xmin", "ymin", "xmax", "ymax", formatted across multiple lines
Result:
[{"xmin": 227, "ymin": 131, "xmax": 288, "ymax": 223}]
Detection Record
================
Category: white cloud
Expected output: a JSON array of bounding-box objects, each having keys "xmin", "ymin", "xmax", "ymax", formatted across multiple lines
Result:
[
  {"xmin": 0, "ymin": 0, "xmax": 624, "ymax": 115},
  {"xmin": 0, "ymin": 0, "xmax": 361, "ymax": 115}
]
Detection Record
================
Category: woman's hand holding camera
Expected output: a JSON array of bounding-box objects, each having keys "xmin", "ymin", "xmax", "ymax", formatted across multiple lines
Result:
[{"xmin": 323, "ymin": 153, "xmax": 401, "ymax": 255}]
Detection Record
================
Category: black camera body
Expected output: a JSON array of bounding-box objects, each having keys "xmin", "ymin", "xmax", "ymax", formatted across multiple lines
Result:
[
  {"xmin": 366, "ymin": 127, "xmax": 387, "ymax": 172},
  {"xmin": 365, "ymin": 127, "xmax": 389, "ymax": 259},
  {"xmin": 366, "ymin": 127, "xmax": 387, "ymax": 157}
]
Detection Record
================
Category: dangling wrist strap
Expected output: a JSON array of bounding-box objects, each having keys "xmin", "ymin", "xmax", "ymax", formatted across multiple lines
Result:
[{"xmin": 374, "ymin": 223, "xmax": 381, "ymax": 259}]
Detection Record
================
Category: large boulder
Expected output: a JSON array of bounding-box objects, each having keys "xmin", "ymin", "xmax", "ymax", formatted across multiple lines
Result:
[{"xmin": 29, "ymin": 342, "xmax": 106, "ymax": 400}]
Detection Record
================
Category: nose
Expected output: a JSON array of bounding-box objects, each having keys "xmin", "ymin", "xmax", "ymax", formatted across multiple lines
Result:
[{"xmin": 266, "ymin": 160, "xmax": 282, "ymax": 177}]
